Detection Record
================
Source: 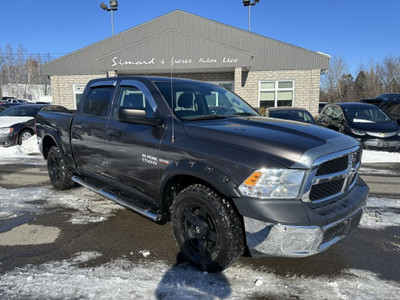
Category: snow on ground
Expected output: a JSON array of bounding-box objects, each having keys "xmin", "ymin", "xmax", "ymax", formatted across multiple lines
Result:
[
  {"xmin": 0, "ymin": 136, "xmax": 44, "ymax": 165},
  {"xmin": 1, "ymin": 137, "xmax": 400, "ymax": 299},
  {"xmin": 0, "ymin": 251, "xmax": 399, "ymax": 299},
  {"xmin": 0, "ymin": 185, "xmax": 123, "ymax": 225},
  {"xmin": 362, "ymin": 149, "xmax": 400, "ymax": 163},
  {"xmin": 360, "ymin": 197, "xmax": 400, "ymax": 229}
]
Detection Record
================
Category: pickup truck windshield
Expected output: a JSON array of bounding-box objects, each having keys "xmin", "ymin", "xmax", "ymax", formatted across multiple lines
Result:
[{"xmin": 153, "ymin": 81, "xmax": 258, "ymax": 120}]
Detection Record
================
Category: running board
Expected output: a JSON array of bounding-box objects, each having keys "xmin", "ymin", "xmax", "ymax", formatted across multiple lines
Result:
[{"xmin": 71, "ymin": 176, "xmax": 162, "ymax": 222}]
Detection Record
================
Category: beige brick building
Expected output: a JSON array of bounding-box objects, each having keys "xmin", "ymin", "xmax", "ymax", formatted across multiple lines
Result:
[{"xmin": 43, "ymin": 10, "xmax": 329, "ymax": 115}]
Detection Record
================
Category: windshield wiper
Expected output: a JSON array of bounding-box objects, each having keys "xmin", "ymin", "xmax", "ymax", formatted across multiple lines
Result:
[
  {"xmin": 230, "ymin": 112, "xmax": 256, "ymax": 117},
  {"xmin": 186, "ymin": 115, "xmax": 228, "ymax": 121}
]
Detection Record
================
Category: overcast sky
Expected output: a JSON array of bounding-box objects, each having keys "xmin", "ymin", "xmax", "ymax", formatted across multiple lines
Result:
[{"xmin": 1, "ymin": 0, "xmax": 399, "ymax": 74}]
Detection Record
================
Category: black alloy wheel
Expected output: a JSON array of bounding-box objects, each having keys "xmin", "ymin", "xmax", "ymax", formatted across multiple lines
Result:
[
  {"xmin": 47, "ymin": 146, "xmax": 74, "ymax": 190},
  {"xmin": 181, "ymin": 203, "xmax": 218, "ymax": 257},
  {"xmin": 172, "ymin": 184, "xmax": 244, "ymax": 272}
]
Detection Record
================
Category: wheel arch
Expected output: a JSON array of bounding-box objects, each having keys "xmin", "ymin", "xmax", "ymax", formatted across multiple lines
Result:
[
  {"xmin": 40, "ymin": 133, "xmax": 75, "ymax": 171},
  {"xmin": 41, "ymin": 134, "xmax": 59, "ymax": 159},
  {"xmin": 159, "ymin": 160, "xmax": 241, "ymax": 217}
]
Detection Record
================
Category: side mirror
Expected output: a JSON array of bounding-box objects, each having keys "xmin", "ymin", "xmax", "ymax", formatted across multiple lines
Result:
[{"xmin": 118, "ymin": 107, "xmax": 160, "ymax": 126}]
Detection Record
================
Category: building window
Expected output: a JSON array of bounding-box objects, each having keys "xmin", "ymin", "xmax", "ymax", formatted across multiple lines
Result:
[
  {"xmin": 259, "ymin": 80, "xmax": 294, "ymax": 108},
  {"xmin": 73, "ymin": 84, "xmax": 86, "ymax": 109}
]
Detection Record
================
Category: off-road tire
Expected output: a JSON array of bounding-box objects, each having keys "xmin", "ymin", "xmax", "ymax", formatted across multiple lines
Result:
[
  {"xmin": 171, "ymin": 184, "xmax": 244, "ymax": 272},
  {"xmin": 47, "ymin": 146, "xmax": 74, "ymax": 190}
]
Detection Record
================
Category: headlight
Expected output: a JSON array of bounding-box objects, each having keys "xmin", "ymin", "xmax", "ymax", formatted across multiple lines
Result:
[
  {"xmin": 349, "ymin": 128, "xmax": 366, "ymax": 136},
  {"xmin": 238, "ymin": 168, "xmax": 305, "ymax": 199},
  {"xmin": 0, "ymin": 127, "xmax": 13, "ymax": 135}
]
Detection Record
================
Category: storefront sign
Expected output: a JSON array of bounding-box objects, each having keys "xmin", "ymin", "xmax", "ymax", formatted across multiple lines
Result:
[{"xmin": 111, "ymin": 56, "xmax": 239, "ymax": 68}]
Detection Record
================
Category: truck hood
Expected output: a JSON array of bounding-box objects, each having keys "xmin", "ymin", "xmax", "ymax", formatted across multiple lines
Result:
[
  {"xmin": 184, "ymin": 116, "xmax": 360, "ymax": 168},
  {"xmin": 0, "ymin": 116, "xmax": 33, "ymax": 128}
]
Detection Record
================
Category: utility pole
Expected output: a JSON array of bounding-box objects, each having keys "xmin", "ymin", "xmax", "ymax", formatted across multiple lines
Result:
[
  {"xmin": 243, "ymin": 0, "xmax": 260, "ymax": 32},
  {"xmin": 100, "ymin": 1, "xmax": 119, "ymax": 35}
]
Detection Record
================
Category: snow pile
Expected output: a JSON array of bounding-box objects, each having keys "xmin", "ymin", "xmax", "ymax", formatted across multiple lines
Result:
[
  {"xmin": 362, "ymin": 150, "xmax": 400, "ymax": 163},
  {"xmin": 0, "ymin": 136, "xmax": 44, "ymax": 165},
  {"xmin": 0, "ymin": 251, "xmax": 399, "ymax": 299},
  {"xmin": 360, "ymin": 197, "xmax": 400, "ymax": 229}
]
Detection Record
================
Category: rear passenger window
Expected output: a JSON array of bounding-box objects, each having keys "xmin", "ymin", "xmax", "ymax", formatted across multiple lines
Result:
[{"xmin": 83, "ymin": 87, "xmax": 114, "ymax": 117}]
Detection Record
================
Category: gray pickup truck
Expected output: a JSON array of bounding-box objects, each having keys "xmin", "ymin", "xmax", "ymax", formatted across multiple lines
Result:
[{"xmin": 35, "ymin": 76, "xmax": 369, "ymax": 272}]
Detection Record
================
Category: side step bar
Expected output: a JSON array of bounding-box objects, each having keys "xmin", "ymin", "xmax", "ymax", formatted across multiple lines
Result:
[{"xmin": 71, "ymin": 176, "xmax": 162, "ymax": 222}]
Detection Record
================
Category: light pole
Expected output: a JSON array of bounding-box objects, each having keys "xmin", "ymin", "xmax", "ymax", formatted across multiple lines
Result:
[
  {"xmin": 243, "ymin": 0, "xmax": 260, "ymax": 32},
  {"xmin": 100, "ymin": 1, "xmax": 118, "ymax": 35}
]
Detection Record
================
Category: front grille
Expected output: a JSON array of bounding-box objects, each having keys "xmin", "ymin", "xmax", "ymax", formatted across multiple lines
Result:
[
  {"xmin": 303, "ymin": 148, "xmax": 362, "ymax": 203},
  {"xmin": 309, "ymin": 179, "xmax": 345, "ymax": 201},
  {"xmin": 316, "ymin": 156, "xmax": 348, "ymax": 176}
]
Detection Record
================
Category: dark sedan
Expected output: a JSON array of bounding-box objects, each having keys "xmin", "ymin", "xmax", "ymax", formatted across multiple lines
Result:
[
  {"xmin": 0, "ymin": 104, "xmax": 48, "ymax": 147},
  {"xmin": 266, "ymin": 106, "xmax": 316, "ymax": 124},
  {"xmin": 317, "ymin": 102, "xmax": 400, "ymax": 151},
  {"xmin": 0, "ymin": 103, "xmax": 21, "ymax": 113}
]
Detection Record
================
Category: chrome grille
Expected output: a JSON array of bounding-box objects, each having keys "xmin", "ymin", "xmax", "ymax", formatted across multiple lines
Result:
[
  {"xmin": 302, "ymin": 148, "xmax": 362, "ymax": 203},
  {"xmin": 309, "ymin": 179, "xmax": 345, "ymax": 201},
  {"xmin": 316, "ymin": 156, "xmax": 349, "ymax": 176}
]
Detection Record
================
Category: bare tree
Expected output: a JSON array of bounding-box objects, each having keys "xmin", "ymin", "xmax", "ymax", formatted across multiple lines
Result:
[
  {"xmin": 3, "ymin": 45, "xmax": 16, "ymax": 96},
  {"xmin": 321, "ymin": 56, "xmax": 349, "ymax": 102},
  {"xmin": 364, "ymin": 59, "xmax": 383, "ymax": 97},
  {"xmin": 15, "ymin": 44, "xmax": 27, "ymax": 97},
  {"xmin": 378, "ymin": 56, "xmax": 400, "ymax": 93},
  {"xmin": 0, "ymin": 44, "xmax": 52, "ymax": 100}
]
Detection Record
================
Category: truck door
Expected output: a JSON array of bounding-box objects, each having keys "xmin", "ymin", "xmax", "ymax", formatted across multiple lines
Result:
[
  {"xmin": 71, "ymin": 80, "xmax": 116, "ymax": 177},
  {"xmin": 105, "ymin": 79, "xmax": 165, "ymax": 203}
]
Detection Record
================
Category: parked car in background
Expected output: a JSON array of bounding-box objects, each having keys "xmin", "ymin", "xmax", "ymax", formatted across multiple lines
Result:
[
  {"xmin": 0, "ymin": 104, "xmax": 48, "ymax": 147},
  {"xmin": 1, "ymin": 96, "xmax": 17, "ymax": 101},
  {"xmin": 360, "ymin": 93, "xmax": 400, "ymax": 107},
  {"xmin": 318, "ymin": 102, "xmax": 327, "ymax": 113},
  {"xmin": 0, "ymin": 103, "xmax": 21, "ymax": 113},
  {"xmin": 377, "ymin": 93, "xmax": 400, "ymax": 101},
  {"xmin": 317, "ymin": 102, "xmax": 400, "ymax": 151},
  {"xmin": 380, "ymin": 98, "xmax": 400, "ymax": 125},
  {"xmin": 266, "ymin": 106, "xmax": 316, "ymax": 124},
  {"xmin": 360, "ymin": 98, "xmax": 384, "ymax": 106},
  {"xmin": 6, "ymin": 98, "xmax": 29, "ymax": 104}
]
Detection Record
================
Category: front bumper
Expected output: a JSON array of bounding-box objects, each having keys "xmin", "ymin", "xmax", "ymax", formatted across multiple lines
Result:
[
  {"xmin": 244, "ymin": 205, "xmax": 364, "ymax": 257},
  {"xmin": 0, "ymin": 134, "xmax": 17, "ymax": 147},
  {"xmin": 241, "ymin": 176, "xmax": 369, "ymax": 257},
  {"xmin": 358, "ymin": 137, "xmax": 400, "ymax": 151}
]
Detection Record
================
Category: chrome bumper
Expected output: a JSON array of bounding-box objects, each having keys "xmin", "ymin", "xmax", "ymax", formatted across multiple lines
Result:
[{"xmin": 244, "ymin": 206, "xmax": 364, "ymax": 257}]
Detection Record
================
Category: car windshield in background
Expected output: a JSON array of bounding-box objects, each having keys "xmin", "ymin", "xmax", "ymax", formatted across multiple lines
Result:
[
  {"xmin": 0, "ymin": 105, "xmax": 43, "ymax": 117},
  {"xmin": 153, "ymin": 81, "xmax": 258, "ymax": 120},
  {"xmin": 269, "ymin": 109, "xmax": 315, "ymax": 124},
  {"xmin": 344, "ymin": 107, "xmax": 392, "ymax": 124}
]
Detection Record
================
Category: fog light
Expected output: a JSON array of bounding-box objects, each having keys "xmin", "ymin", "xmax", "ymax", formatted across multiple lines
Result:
[{"xmin": 281, "ymin": 228, "xmax": 323, "ymax": 254}]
